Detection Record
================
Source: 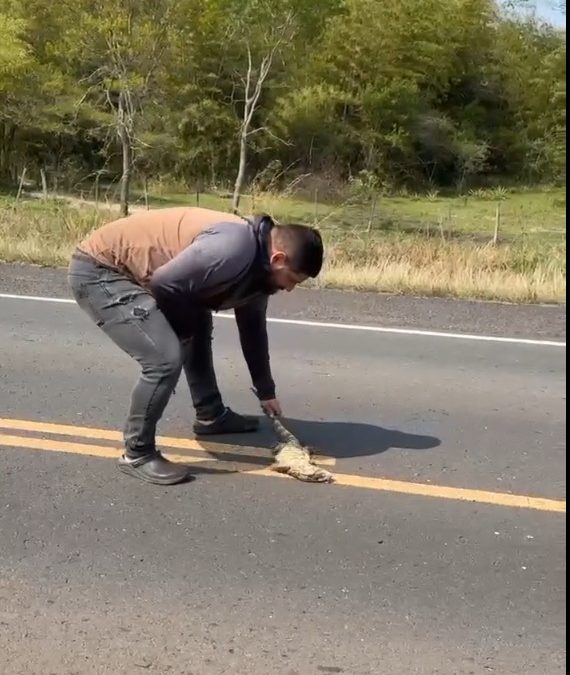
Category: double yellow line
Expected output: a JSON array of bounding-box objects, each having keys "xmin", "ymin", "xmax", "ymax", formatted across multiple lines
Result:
[
  {"xmin": 0, "ymin": 416, "xmax": 318, "ymax": 468},
  {"xmin": 0, "ymin": 417, "xmax": 565, "ymax": 513}
]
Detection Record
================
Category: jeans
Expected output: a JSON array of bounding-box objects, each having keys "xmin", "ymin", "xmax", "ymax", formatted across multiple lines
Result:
[{"xmin": 67, "ymin": 250, "xmax": 225, "ymax": 455}]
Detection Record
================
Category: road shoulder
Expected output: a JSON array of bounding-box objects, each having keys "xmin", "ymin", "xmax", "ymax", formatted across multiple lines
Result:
[{"xmin": 0, "ymin": 261, "xmax": 565, "ymax": 340}]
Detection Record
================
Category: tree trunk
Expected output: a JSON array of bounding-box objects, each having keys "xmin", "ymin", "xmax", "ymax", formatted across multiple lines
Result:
[
  {"xmin": 232, "ymin": 133, "xmax": 247, "ymax": 213},
  {"xmin": 118, "ymin": 122, "xmax": 132, "ymax": 218},
  {"xmin": 0, "ymin": 122, "xmax": 16, "ymax": 184},
  {"xmin": 0, "ymin": 122, "xmax": 7, "ymax": 182},
  {"xmin": 118, "ymin": 93, "xmax": 132, "ymax": 218},
  {"xmin": 143, "ymin": 175, "xmax": 149, "ymax": 209}
]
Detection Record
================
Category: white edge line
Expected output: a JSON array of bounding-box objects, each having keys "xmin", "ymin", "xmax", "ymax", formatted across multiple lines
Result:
[
  {"xmin": 0, "ymin": 293, "xmax": 75, "ymax": 304},
  {"xmin": 0, "ymin": 292, "xmax": 566, "ymax": 348}
]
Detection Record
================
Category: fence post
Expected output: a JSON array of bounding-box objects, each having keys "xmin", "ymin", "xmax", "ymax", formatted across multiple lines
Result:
[
  {"xmin": 40, "ymin": 168, "xmax": 48, "ymax": 199},
  {"xmin": 367, "ymin": 194, "xmax": 378, "ymax": 233},
  {"xmin": 15, "ymin": 166, "xmax": 27, "ymax": 204},
  {"xmin": 314, "ymin": 189, "xmax": 319, "ymax": 225},
  {"xmin": 493, "ymin": 202, "xmax": 501, "ymax": 245},
  {"xmin": 94, "ymin": 172, "xmax": 100, "ymax": 208}
]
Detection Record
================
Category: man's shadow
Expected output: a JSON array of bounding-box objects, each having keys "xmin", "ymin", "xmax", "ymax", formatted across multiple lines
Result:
[{"xmin": 196, "ymin": 417, "xmax": 440, "ymax": 465}]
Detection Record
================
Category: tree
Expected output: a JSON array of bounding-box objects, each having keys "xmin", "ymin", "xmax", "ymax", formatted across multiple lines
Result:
[
  {"xmin": 0, "ymin": 5, "xmax": 82, "ymax": 185},
  {"xmin": 192, "ymin": 0, "xmax": 296, "ymax": 212},
  {"xmin": 0, "ymin": 13, "xmax": 33, "ymax": 181},
  {"xmin": 0, "ymin": 0, "xmax": 566, "ymax": 193},
  {"xmin": 231, "ymin": 11, "xmax": 296, "ymax": 212},
  {"xmin": 494, "ymin": 15, "xmax": 567, "ymax": 182},
  {"xmin": 60, "ymin": 0, "xmax": 179, "ymax": 215}
]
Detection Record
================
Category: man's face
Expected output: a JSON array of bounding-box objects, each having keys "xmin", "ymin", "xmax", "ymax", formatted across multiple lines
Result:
[{"xmin": 268, "ymin": 251, "xmax": 308, "ymax": 292}]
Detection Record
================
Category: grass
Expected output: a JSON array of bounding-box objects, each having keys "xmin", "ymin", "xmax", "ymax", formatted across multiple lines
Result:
[
  {"xmin": 128, "ymin": 183, "xmax": 566, "ymax": 242},
  {"xmin": 320, "ymin": 233, "xmax": 565, "ymax": 303},
  {"xmin": 0, "ymin": 186, "xmax": 566, "ymax": 304}
]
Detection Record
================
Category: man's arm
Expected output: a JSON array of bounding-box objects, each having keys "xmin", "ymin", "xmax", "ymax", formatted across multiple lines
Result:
[
  {"xmin": 149, "ymin": 225, "xmax": 254, "ymax": 336},
  {"xmin": 234, "ymin": 296, "xmax": 276, "ymax": 402}
]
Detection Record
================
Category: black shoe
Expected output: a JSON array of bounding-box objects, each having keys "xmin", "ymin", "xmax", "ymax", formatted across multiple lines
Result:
[
  {"xmin": 118, "ymin": 451, "xmax": 194, "ymax": 485},
  {"xmin": 193, "ymin": 407, "xmax": 259, "ymax": 436}
]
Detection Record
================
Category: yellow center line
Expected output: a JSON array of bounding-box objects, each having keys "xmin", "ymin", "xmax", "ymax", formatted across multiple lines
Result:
[
  {"xmin": 0, "ymin": 434, "xmax": 209, "ymax": 465},
  {"xmin": 0, "ymin": 417, "xmax": 238, "ymax": 450},
  {"xmin": 0, "ymin": 420, "xmax": 565, "ymax": 513},
  {"xmin": 329, "ymin": 473, "xmax": 566, "ymax": 512},
  {"xmin": 0, "ymin": 417, "xmax": 335, "ymax": 466}
]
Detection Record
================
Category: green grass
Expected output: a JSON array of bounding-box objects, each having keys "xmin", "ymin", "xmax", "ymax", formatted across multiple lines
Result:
[
  {"xmin": 0, "ymin": 186, "xmax": 566, "ymax": 303},
  {"xmin": 124, "ymin": 184, "xmax": 566, "ymax": 243},
  {"xmin": 32, "ymin": 180, "xmax": 566, "ymax": 242}
]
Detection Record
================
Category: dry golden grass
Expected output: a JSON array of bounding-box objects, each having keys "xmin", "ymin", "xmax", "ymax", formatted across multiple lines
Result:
[
  {"xmin": 321, "ymin": 256, "xmax": 564, "ymax": 303},
  {"xmin": 314, "ymin": 234, "xmax": 566, "ymax": 303},
  {"xmin": 0, "ymin": 199, "xmax": 112, "ymax": 266},
  {"xmin": 0, "ymin": 196, "xmax": 565, "ymax": 303}
]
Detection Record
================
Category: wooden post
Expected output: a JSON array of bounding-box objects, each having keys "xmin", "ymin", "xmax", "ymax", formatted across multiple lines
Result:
[
  {"xmin": 40, "ymin": 168, "xmax": 48, "ymax": 199},
  {"xmin": 367, "ymin": 194, "xmax": 377, "ymax": 234},
  {"xmin": 196, "ymin": 186, "xmax": 200, "ymax": 207},
  {"xmin": 439, "ymin": 215, "xmax": 445, "ymax": 244},
  {"xmin": 15, "ymin": 166, "xmax": 27, "ymax": 203},
  {"xmin": 493, "ymin": 202, "xmax": 501, "ymax": 245},
  {"xmin": 314, "ymin": 189, "xmax": 319, "ymax": 225},
  {"xmin": 439, "ymin": 213, "xmax": 446, "ymax": 243},
  {"xmin": 94, "ymin": 172, "xmax": 100, "ymax": 209}
]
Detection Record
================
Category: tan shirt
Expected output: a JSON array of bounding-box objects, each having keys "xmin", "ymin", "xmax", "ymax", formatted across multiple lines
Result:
[
  {"xmin": 78, "ymin": 207, "xmax": 246, "ymax": 286},
  {"xmin": 76, "ymin": 207, "xmax": 277, "ymax": 400}
]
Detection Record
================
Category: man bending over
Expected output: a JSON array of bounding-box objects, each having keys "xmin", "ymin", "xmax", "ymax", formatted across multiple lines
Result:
[{"xmin": 67, "ymin": 207, "xmax": 323, "ymax": 485}]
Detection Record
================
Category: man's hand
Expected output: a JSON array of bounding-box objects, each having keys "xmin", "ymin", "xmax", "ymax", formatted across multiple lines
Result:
[{"xmin": 261, "ymin": 398, "xmax": 283, "ymax": 417}]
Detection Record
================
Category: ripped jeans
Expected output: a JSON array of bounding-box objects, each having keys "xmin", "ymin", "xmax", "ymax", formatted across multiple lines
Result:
[{"xmin": 67, "ymin": 249, "xmax": 225, "ymax": 456}]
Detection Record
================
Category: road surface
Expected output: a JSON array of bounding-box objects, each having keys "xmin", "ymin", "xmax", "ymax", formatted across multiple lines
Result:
[{"xmin": 0, "ymin": 267, "xmax": 566, "ymax": 675}]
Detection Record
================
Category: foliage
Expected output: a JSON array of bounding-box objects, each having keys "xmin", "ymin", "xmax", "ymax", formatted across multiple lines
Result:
[{"xmin": 0, "ymin": 0, "xmax": 566, "ymax": 191}]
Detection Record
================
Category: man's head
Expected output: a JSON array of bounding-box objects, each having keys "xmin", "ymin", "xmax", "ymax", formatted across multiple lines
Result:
[{"xmin": 267, "ymin": 223, "xmax": 324, "ymax": 292}]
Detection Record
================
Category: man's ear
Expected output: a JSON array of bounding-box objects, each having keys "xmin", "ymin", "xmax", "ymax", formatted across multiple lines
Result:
[{"xmin": 270, "ymin": 250, "xmax": 288, "ymax": 268}]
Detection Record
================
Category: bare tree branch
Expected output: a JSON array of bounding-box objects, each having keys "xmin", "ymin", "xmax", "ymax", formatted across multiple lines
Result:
[
  {"xmin": 229, "ymin": 9, "xmax": 297, "ymax": 211},
  {"xmin": 247, "ymin": 126, "xmax": 292, "ymax": 146}
]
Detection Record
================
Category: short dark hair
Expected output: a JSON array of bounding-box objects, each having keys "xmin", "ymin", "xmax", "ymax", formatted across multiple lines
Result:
[{"xmin": 274, "ymin": 224, "xmax": 324, "ymax": 278}]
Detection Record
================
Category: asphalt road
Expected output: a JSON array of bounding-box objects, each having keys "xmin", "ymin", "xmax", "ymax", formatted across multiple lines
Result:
[
  {"xmin": 0, "ymin": 261, "xmax": 567, "ymax": 339},
  {"xmin": 0, "ymin": 271, "xmax": 566, "ymax": 675}
]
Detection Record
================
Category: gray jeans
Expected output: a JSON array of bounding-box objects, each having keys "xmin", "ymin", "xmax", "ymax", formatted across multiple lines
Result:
[{"xmin": 67, "ymin": 250, "xmax": 225, "ymax": 455}]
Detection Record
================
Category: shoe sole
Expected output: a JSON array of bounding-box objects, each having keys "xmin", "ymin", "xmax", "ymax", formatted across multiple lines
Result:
[{"xmin": 117, "ymin": 462, "xmax": 194, "ymax": 486}]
